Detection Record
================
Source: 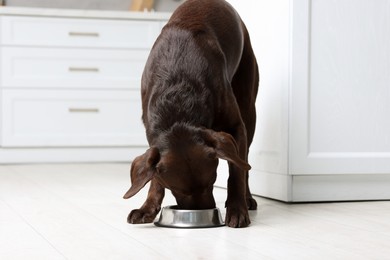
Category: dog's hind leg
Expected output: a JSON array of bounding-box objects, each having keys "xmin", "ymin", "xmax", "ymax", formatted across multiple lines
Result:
[{"xmin": 231, "ymin": 22, "xmax": 259, "ymax": 211}]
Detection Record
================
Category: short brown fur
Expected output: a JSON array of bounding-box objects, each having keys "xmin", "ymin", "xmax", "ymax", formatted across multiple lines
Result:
[{"xmin": 124, "ymin": 0, "xmax": 259, "ymax": 228}]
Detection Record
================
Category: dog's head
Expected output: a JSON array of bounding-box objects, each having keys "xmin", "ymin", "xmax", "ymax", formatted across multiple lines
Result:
[{"xmin": 123, "ymin": 123, "xmax": 250, "ymax": 209}]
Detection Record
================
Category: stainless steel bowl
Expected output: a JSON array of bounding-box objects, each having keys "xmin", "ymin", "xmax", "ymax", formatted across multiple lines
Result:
[{"xmin": 154, "ymin": 205, "xmax": 225, "ymax": 228}]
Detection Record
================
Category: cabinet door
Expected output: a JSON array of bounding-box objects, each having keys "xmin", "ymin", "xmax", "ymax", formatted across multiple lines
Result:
[
  {"xmin": 0, "ymin": 47, "xmax": 149, "ymax": 89},
  {"xmin": 1, "ymin": 89, "xmax": 147, "ymax": 147},
  {"xmin": 290, "ymin": 0, "xmax": 390, "ymax": 174},
  {"xmin": 0, "ymin": 16, "xmax": 161, "ymax": 49}
]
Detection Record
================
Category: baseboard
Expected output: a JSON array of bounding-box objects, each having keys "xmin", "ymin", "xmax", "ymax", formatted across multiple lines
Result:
[
  {"xmin": 292, "ymin": 174, "xmax": 390, "ymax": 202},
  {"xmin": 0, "ymin": 146, "xmax": 148, "ymax": 164},
  {"xmin": 217, "ymin": 165, "xmax": 390, "ymax": 202}
]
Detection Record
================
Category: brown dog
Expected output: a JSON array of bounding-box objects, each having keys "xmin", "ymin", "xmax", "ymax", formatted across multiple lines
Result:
[{"xmin": 123, "ymin": 0, "xmax": 259, "ymax": 228}]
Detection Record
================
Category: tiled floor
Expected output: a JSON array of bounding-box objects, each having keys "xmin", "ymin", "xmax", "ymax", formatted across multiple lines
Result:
[{"xmin": 0, "ymin": 163, "xmax": 390, "ymax": 259}]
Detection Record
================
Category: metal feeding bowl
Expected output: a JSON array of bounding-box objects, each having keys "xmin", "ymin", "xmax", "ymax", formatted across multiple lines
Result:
[{"xmin": 154, "ymin": 205, "xmax": 225, "ymax": 228}]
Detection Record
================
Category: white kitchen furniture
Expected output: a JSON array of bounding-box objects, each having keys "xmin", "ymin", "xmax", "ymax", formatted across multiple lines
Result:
[
  {"xmin": 0, "ymin": 7, "xmax": 170, "ymax": 163},
  {"xmin": 216, "ymin": 0, "xmax": 390, "ymax": 202}
]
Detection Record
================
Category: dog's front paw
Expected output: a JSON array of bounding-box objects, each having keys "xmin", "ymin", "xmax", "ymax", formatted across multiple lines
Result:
[
  {"xmin": 225, "ymin": 205, "xmax": 251, "ymax": 228},
  {"xmin": 127, "ymin": 208, "xmax": 160, "ymax": 224}
]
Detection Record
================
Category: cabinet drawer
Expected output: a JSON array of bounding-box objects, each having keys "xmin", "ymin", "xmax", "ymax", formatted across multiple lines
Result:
[
  {"xmin": 0, "ymin": 16, "xmax": 161, "ymax": 48},
  {"xmin": 1, "ymin": 47, "xmax": 148, "ymax": 89},
  {"xmin": 1, "ymin": 89, "xmax": 147, "ymax": 147}
]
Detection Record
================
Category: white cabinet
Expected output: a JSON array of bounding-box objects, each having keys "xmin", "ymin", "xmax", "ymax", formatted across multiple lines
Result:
[
  {"xmin": 0, "ymin": 16, "xmax": 161, "ymax": 48},
  {"xmin": 290, "ymin": 0, "xmax": 390, "ymax": 176},
  {"xmin": 1, "ymin": 90, "xmax": 145, "ymax": 147},
  {"xmin": 1, "ymin": 47, "xmax": 149, "ymax": 89},
  {"xmin": 0, "ymin": 8, "xmax": 169, "ymax": 163},
  {"xmin": 230, "ymin": 0, "xmax": 390, "ymax": 202}
]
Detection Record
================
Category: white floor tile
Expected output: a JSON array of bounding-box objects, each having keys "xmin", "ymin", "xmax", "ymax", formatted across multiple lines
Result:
[{"xmin": 0, "ymin": 163, "xmax": 389, "ymax": 259}]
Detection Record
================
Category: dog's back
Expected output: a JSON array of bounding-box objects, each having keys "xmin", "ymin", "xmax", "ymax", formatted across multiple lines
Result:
[
  {"xmin": 141, "ymin": 0, "xmax": 253, "ymax": 142},
  {"xmin": 166, "ymin": 0, "xmax": 245, "ymax": 77}
]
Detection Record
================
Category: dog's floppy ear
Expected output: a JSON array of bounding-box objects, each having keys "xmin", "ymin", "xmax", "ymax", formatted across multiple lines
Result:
[
  {"xmin": 123, "ymin": 147, "xmax": 160, "ymax": 199},
  {"xmin": 201, "ymin": 129, "xmax": 251, "ymax": 171}
]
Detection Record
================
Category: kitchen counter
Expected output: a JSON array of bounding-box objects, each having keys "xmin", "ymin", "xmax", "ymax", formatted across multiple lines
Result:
[{"xmin": 0, "ymin": 6, "xmax": 171, "ymax": 20}]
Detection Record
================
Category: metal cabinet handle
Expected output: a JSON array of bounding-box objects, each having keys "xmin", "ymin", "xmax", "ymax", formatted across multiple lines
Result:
[
  {"xmin": 68, "ymin": 32, "xmax": 100, "ymax": 37},
  {"xmin": 68, "ymin": 108, "xmax": 100, "ymax": 113},
  {"xmin": 68, "ymin": 67, "xmax": 99, "ymax": 72}
]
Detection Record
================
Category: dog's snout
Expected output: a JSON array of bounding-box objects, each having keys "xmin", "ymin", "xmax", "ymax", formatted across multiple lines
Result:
[{"xmin": 174, "ymin": 191, "xmax": 216, "ymax": 210}]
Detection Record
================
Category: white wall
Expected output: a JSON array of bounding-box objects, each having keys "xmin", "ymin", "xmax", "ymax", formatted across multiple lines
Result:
[
  {"xmin": 216, "ymin": 1, "xmax": 291, "ymax": 199},
  {"xmin": 227, "ymin": 0, "xmax": 290, "ymax": 174}
]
